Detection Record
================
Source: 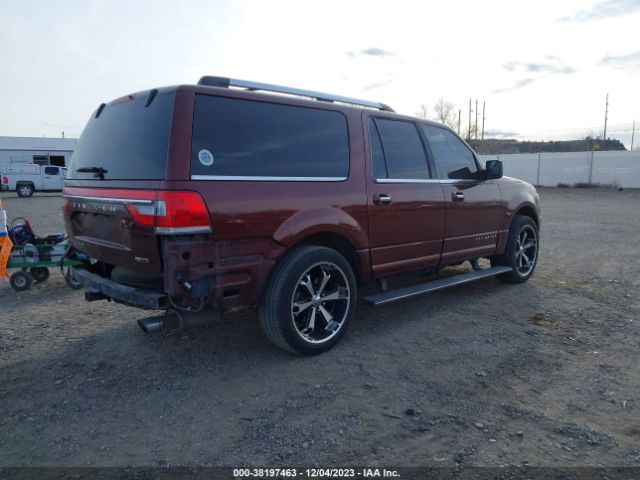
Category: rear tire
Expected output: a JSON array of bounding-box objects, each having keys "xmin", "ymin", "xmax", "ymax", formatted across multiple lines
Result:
[
  {"xmin": 17, "ymin": 184, "xmax": 34, "ymax": 197},
  {"xmin": 259, "ymin": 245, "xmax": 357, "ymax": 356},
  {"xmin": 491, "ymin": 215, "xmax": 539, "ymax": 283},
  {"xmin": 10, "ymin": 271, "xmax": 34, "ymax": 291}
]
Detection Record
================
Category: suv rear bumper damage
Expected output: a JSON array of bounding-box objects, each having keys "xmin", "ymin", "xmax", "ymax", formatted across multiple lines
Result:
[
  {"xmin": 71, "ymin": 237, "xmax": 285, "ymax": 312},
  {"xmin": 72, "ymin": 268, "xmax": 169, "ymax": 310},
  {"xmin": 161, "ymin": 237, "xmax": 285, "ymax": 310}
]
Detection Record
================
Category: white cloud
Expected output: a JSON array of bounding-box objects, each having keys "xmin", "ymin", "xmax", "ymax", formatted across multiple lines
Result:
[{"xmin": 557, "ymin": 0, "xmax": 640, "ymax": 22}]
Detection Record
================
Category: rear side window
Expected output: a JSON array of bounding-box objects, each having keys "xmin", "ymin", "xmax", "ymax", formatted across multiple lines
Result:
[
  {"xmin": 69, "ymin": 92, "xmax": 174, "ymax": 180},
  {"xmin": 421, "ymin": 124, "xmax": 478, "ymax": 180},
  {"xmin": 370, "ymin": 118, "xmax": 429, "ymax": 180},
  {"xmin": 191, "ymin": 95, "xmax": 349, "ymax": 179}
]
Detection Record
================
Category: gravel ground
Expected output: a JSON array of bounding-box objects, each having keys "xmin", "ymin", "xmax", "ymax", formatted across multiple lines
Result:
[{"xmin": 0, "ymin": 188, "xmax": 639, "ymax": 467}]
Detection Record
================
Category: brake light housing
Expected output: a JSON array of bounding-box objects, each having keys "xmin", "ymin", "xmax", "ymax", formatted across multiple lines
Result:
[{"xmin": 63, "ymin": 188, "xmax": 211, "ymax": 235}]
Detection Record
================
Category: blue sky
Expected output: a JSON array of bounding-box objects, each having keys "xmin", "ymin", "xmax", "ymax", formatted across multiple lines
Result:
[{"xmin": 1, "ymin": 0, "xmax": 639, "ymax": 147}]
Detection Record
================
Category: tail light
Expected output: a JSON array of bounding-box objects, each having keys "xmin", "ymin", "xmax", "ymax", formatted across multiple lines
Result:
[
  {"xmin": 127, "ymin": 191, "xmax": 211, "ymax": 234},
  {"xmin": 2, "ymin": 176, "xmax": 7, "ymax": 184},
  {"xmin": 62, "ymin": 188, "xmax": 211, "ymax": 235}
]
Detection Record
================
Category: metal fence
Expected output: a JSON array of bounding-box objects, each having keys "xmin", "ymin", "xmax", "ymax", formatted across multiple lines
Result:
[{"xmin": 478, "ymin": 150, "xmax": 640, "ymax": 188}]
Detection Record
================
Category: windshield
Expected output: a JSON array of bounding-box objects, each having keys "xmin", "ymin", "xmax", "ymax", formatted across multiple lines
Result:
[{"xmin": 68, "ymin": 91, "xmax": 175, "ymax": 180}]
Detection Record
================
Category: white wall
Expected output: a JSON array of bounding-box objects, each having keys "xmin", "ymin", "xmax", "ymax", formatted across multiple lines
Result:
[
  {"xmin": 479, "ymin": 150, "xmax": 640, "ymax": 188},
  {"xmin": 496, "ymin": 153, "xmax": 540, "ymax": 185},
  {"xmin": 592, "ymin": 151, "xmax": 640, "ymax": 188}
]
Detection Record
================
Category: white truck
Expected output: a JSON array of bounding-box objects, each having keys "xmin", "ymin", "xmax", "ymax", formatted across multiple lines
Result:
[{"xmin": 1, "ymin": 164, "xmax": 67, "ymax": 197}]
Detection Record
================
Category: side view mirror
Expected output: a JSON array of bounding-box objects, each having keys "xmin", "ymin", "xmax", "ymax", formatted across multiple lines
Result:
[{"xmin": 484, "ymin": 160, "xmax": 503, "ymax": 180}]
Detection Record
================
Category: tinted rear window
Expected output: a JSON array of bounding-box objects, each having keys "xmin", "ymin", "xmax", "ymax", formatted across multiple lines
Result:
[
  {"xmin": 68, "ymin": 92, "xmax": 174, "ymax": 180},
  {"xmin": 190, "ymin": 95, "xmax": 349, "ymax": 179}
]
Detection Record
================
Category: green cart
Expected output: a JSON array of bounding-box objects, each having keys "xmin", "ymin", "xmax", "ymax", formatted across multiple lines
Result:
[{"xmin": 6, "ymin": 218, "xmax": 85, "ymax": 292}]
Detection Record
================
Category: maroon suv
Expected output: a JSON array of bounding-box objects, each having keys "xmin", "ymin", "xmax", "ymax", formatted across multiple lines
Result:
[{"xmin": 64, "ymin": 76, "xmax": 540, "ymax": 355}]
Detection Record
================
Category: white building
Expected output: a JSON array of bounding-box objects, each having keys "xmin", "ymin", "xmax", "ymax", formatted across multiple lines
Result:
[{"xmin": 0, "ymin": 136, "xmax": 77, "ymax": 168}]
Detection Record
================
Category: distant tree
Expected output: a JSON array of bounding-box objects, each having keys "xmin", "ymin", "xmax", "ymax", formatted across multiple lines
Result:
[
  {"xmin": 464, "ymin": 124, "xmax": 478, "ymax": 141},
  {"xmin": 432, "ymin": 98, "xmax": 457, "ymax": 130},
  {"xmin": 416, "ymin": 103, "xmax": 429, "ymax": 119},
  {"xmin": 468, "ymin": 136, "xmax": 626, "ymax": 154}
]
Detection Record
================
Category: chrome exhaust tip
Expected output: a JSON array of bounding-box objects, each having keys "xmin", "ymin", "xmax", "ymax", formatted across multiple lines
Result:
[
  {"xmin": 137, "ymin": 316, "xmax": 165, "ymax": 334},
  {"xmin": 137, "ymin": 308, "xmax": 220, "ymax": 334}
]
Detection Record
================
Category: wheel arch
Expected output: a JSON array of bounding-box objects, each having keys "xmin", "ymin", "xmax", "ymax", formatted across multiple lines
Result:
[
  {"xmin": 514, "ymin": 204, "xmax": 539, "ymax": 227},
  {"xmin": 496, "ymin": 200, "xmax": 540, "ymax": 255},
  {"xmin": 293, "ymin": 231, "xmax": 366, "ymax": 282},
  {"xmin": 16, "ymin": 181, "xmax": 35, "ymax": 196},
  {"xmin": 272, "ymin": 207, "xmax": 371, "ymax": 281}
]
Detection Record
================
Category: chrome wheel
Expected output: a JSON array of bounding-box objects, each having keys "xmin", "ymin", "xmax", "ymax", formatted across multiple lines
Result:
[
  {"xmin": 515, "ymin": 224, "xmax": 538, "ymax": 276},
  {"xmin": 291, "ymin": 262, "xmax": 350, "ymax": 344},
  {"xmin": 18, "ymin": 185, "xmax": 33, "ymax": 197}
]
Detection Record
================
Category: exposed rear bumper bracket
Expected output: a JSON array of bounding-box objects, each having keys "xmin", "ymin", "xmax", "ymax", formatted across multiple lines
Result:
[{"xmin": 72, "ymin": 268, "xmax": 169, "ymax": 310}]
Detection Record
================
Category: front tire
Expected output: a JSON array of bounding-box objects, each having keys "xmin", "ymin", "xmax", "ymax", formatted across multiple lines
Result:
[
  {"xmin": 492, "ymin": 215, "xmax": 539, "ymax": 283},
  {"xmin": 259, "ymin": 245, "xmax": 357, "ymax": 355}
]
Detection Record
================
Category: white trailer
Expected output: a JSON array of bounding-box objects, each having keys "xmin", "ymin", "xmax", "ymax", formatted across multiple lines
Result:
[{"xmin": 1, "ymin": 164, "xmax": 67, "ymax": 197}]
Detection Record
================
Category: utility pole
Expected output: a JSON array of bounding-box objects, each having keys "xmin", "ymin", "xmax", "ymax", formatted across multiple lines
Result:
[
  {"xmin": 475, "ymin": 99, "xmax": 479, "ymax": 140},
  {"xmin": 458, "ymin": 109, "xmax": 461, "ymax": 135},
  {"xmin": 632, "ymin": 120, "xmax": 636, "ymax": 151},
  {"xmin": 468, "ymin": 98, "xmax": 472, "ymax": 140},
  {"xmin": 603, "ymin": 93, "xmax": 609, "ymax": 141},
  {"xmin": 481, "ymin": 101, "xmax": 486, "ymax": 141}
]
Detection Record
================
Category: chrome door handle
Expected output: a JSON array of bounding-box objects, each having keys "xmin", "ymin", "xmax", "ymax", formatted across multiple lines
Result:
[
  {"xmin": 374, "ymin": 193, "xmax": 392, "ymax": 206},
  {"xmin": 452, "ymin": 191, "xmax": 465, "ymax": 201}
]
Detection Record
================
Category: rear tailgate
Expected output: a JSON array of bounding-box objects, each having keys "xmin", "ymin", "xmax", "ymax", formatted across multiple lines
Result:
[
  {"xmin": 64, "ymin": 186, "xmax": 211, "ymax": 274},
  {"xmin": 63, "ymin": 91, "xmax": 177, "ymax": 274},
  {"xmin": 63, "ymin": 187, "xmax": 163, "ymax": 273}
]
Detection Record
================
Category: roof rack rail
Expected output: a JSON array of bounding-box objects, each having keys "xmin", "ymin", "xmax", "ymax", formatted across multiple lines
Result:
[{"xmin": 197, "ymin": 76, "xmax": 394, "ymax": 112}]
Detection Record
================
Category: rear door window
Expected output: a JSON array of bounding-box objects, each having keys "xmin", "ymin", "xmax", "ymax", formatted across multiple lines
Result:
[
  {"xmin": 370, "ymin": 118, "xmax": 430, "ymax": 180},
  {"xmin": 421, "ymin": 124, "xmax": 478, "ymax": 180},
  {"xmin": 68, "ymin": 92, "xmax": 175, "ymax": 180},
  {"xmin": 190, "ymin": 95, "xmax": 349, "ymax": 179}
]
